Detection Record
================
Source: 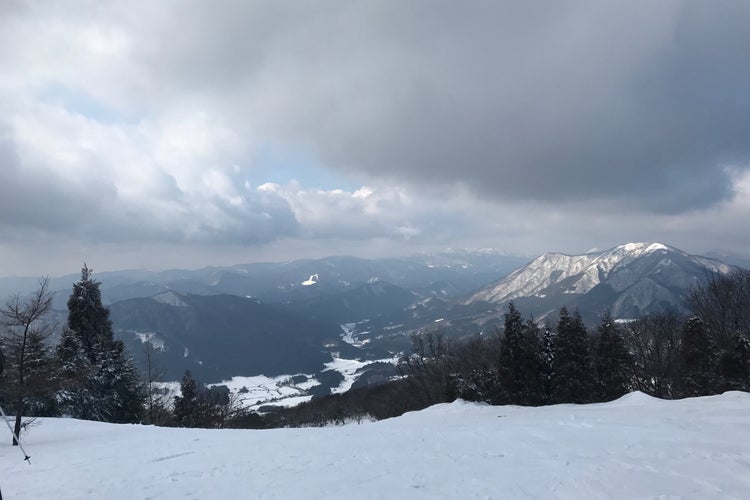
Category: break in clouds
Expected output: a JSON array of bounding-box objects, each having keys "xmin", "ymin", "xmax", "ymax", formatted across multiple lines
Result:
[{"xmin": 1, "ymin": 1, "xmax": 750, "ymax": 271}]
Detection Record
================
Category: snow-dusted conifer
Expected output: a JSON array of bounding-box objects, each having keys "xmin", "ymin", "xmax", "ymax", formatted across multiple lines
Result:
[
  {"xmin": 678, "ymin": 316, "xmax": 716, "ymax": 397},
  {"xmin": 64, "ymin": 265, "xmax": 144, "ymax": 422},
  {"xmin": 498, "ymin": 303, "xmax": 546, "ymax": 405},
  {"xmin": 67, "ymin": 264, "xmax": 113, "ymax": 363},
  {"xmin": 592, "ymin": 310, "xmax": 632, "ymax": 401},
  {"xmin": 55, "ymin": 327, "xmax": 96, "ymax": 419},
  {"xmin": 552, "ymin": 307, "xmax": 593, "ymax": 403}
]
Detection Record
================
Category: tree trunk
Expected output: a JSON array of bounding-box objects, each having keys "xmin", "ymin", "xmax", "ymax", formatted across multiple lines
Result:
[{"xmin": 12, "ymin": 399, "xmax": 22, "ymax": 446}]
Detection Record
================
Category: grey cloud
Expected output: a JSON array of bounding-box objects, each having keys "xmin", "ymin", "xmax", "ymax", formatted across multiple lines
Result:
[
  {"xmin": 0, "ymin": 136, "xmax": 112, "ymax": 234},
  {"xmin": 111, "ymin": 1, "xmax": 750, "ymax": 213},
  {"xmin": 3, "ymin": 0, "xmax": 750, "ymax": 272},
  {"xmin": 0, "ymin": 133, "xmax": 299, "ymax": 246}
]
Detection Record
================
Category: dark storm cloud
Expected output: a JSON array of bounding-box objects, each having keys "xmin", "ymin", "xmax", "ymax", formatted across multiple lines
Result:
[{"xmin": 118, "ymin": 1, "xmax": 750, "ymax": 213}]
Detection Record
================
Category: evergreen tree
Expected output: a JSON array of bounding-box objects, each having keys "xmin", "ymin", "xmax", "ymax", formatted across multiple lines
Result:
[
  {"xmin": 592, "ymin": 310, "xmax": 632, "ymax": 401},
  {"xmin": 95, "ymin": 341, "xmax": 145, "ymax": 423},
  {"xmin": 173, "ymin": 370, "xmax": 225, "ymax": 428},
  {"xmin": 173, "ymin": 370, "xmax": 201, "ymax": 427},
  {"xmin": 551, "ymin": 307, "xmax": 593, "ymax": 403},
  {"xmin": 540, "ymin": 323, "xmax": 555, "ymax": 402},
  {"xmin": 519, "ymin": 319, "xmax": 547, "ymax": 405},
  {"xmin": 63, "ymin": 265, "xmax": 144, "ymax": 422},
  {"xmin": 497, "ymin": 303, "xmax": 546, "ymax": 405},
  {"xmin": 718, "ymin": 332, "xmax": 750, "ymax": 392},
  {"xmin": 67, "ymin": 264, "xmax": 113, "ymax": 363},
  {"xmin": 678, "ymin": 316, "xmax": 716, "ymax": 397},
  {"xmin": 55, "ymin": 328, "xmax": 96, "ymax": 419},
  {"xmin": 498, "ymin": 303, "xmax": 525, "ymax": 403},
  {"xmin": 18, "ymin": 333, "xmax": 58, "ymax": 416}
]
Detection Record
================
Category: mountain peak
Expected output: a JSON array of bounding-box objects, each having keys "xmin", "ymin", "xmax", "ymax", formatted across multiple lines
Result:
[
  {"xmin": 467, "ymin": 243, "xmax": 733, "ymax": 321},
  {"xmin": 614, "ymin": 242, "xmax": 671, "ymax": 255}
]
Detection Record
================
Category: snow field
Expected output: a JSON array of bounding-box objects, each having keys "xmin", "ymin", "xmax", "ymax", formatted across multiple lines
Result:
[{"xmin": 1, "ymin": 391, "xmax": 748, "ymax": 499}]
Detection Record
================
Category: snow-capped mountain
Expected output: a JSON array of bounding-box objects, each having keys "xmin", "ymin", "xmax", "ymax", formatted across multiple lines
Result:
[{"xmin": 467, "ymin": 242, "xmax": 734, "ymax": 321}]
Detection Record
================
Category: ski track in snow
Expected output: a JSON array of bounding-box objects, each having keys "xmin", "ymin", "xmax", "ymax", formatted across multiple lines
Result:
[{"xmin": 2, "ymin": 392, "xmax": 749, "ymax": 499}]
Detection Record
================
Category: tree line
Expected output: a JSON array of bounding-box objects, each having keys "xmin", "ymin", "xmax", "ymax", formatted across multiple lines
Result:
[{"xmin": 258, "ymin": 269, "xmax": 750, "ymax": 427}]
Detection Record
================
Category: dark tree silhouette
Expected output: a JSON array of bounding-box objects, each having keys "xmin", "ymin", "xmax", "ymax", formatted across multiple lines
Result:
[{"xmin": 592, "ymin": 310, "xmax": 632, "ymax": 401}]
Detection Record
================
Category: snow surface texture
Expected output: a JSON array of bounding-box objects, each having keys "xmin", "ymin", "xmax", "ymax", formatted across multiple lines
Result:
[{"xmin": 2, "ymin": 392, "xmax": 749, "ymax": 499}]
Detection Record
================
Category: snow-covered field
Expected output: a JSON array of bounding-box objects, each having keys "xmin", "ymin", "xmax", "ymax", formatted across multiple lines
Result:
[
  {"xmin": 199, "ymin": 354, "xmax": 400, "ymax": 411},
  {"xmin": 2, "ymin": 392, "xmax": 749, "ymax": 499},
  {"xmin": 207, "ymin": 374, "xmax": 319, "ymax": 410}
]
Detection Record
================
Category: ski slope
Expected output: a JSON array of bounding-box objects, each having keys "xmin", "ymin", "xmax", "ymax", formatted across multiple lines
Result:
[{"xmin": 2, "ymin": 392, "xmax": 749, "ymax": 499}]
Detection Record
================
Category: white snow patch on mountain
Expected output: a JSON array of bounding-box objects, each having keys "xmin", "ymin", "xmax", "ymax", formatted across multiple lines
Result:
[
  {"xmin": 340, "ymin": 321, "xmax": 371, "ymax": 346},
  {"xmin": 324, "ymin": 356, "xmax": 400, "ymax": 394},
  {"xmin": 3, "ymin": 392, "xmax": 749, "ymax": 499},
  {"xmin": 151, "ymin": 291, "xmax": 188, "ymax": 307},
  {"xmin": 133, "ymin": 332, "xmax": 166, "ymax": 351},
  {"xmin": 302, "ymin": 273, "xmax": 319, "ymax": 286}
]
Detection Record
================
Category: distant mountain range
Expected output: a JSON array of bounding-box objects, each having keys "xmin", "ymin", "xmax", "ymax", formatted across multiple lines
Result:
[
  {"xmin": 83, "ymin": 250, "xmax": 526, "ymax": 386},
  {"xmin": 1, "ymin": 244, "xmax": 743, "ymax": 395},
  {"xmin": 0, "ymin": 250, "xmax": 528, "ymax": 309}
]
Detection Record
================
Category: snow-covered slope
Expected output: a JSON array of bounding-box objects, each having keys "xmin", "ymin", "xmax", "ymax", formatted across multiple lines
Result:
[
  {"xmin": 2, "ymin": 392, "xmax": 749, "ymax": 499},
  {"xmin": 467, "ymin": 242, "xmax": 733, "ymax": 319}
]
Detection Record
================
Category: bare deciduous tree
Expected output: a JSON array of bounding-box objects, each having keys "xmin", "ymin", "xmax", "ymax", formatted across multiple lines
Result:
[
  {"xmin": 142, "ymin": 343, "xmax": 165, "ymax": 424},
  {"xmin": 686, "ymin": 269, "xmax": 750, "ymax": 349},
  {"xmin": 0, "ymin": 278, "xmax": 56, "ymax": 445},
  {"xmin": 623, "ymin": 311, "xmax": 683, "ymax": 398}
]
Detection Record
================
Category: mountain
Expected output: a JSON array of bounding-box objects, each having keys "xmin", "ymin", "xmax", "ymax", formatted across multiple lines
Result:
[
  {"xmin": 466, "ymin": 243, "xmax": 734, "ymax": 323},
  {"xmin": 0, "ymin": 250, "xmax": 527, "ymax": 309},
  {"xmin": 279, "ymin": 281, "xmax": 418, "ymax": 324},
  {"xmin": 108, "ymin": 291, "xmax": 355, "ymax": 383}
]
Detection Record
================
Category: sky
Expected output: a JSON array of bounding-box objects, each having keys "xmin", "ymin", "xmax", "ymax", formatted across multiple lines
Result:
[{"xmin": 1, "ymin": 1, "xmax": 749, "ymax": 277}]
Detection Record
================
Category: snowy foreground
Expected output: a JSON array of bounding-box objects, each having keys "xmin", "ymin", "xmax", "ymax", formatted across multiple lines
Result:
[{"xmin": 2, "ymin": 392, "xmax": 750, "ymax": 499}]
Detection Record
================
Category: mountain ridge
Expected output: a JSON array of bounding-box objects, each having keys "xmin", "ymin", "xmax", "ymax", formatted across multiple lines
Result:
[{"xmin": 466, "ymin": 242, "xmax": 735, "ymax": 322}]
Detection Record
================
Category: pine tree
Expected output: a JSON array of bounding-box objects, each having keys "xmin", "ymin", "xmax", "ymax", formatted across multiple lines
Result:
[
  {"xmin": 174, "ymin": 370, "xmax": 203, "ymax": 427},
  {"xmin": 592, "ymin": 310, "xmax": 632, "ymax": 401},
  {"xmin": 64, "ymin": 265, "xmax": 144, "ymax": 422},
  {"xmin": 519, "ymin": 319, "xmax": 547, "ymax": 405},
  {"xmin": 677, "ymin": 316, "xmax": 716, "ymax": 397},
  {"xmin": 498, "ymin": 303, "xmax": 525, "ymax": 403},
  {"xmin": 497, "ymin": 303, "xmax": 546, "ymax": 405},
  {"xmin": 18, "ymin": 332, "xmax": 58, "ymax": 416},
  {"xmin": 90, "ymin": 341, "xmax": 144, "ymax": 423},
  {"xmin": 551, "ymin": 307, "xmax": 593, "ymax": 403},
  {"xmin": 540, "ymin": 323, "xmax": 555, "ymax": 402},
  {"xmin": 718, "ymin": 332, "xmax": 750, "ymax": 392},
  {"xmin": 67, "ymin": 264, "xmax": 113, "ymax": 363},
  {"xmin": 55, "ymin": 328, "xmax": 96, "ymax": 419}
]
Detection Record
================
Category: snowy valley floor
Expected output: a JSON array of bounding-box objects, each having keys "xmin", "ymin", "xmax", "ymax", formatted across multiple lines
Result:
[{"xmin": 2, "ymin": 392, "xmax": 749, "ymax": 499}]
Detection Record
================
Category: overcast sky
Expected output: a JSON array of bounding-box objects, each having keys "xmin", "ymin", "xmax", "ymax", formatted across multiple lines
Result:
[{"xmin": 1, "ymin": 1, "xmax": 749, "ymax": 277}]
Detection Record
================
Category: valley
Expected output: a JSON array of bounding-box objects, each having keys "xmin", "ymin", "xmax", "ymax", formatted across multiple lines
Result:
[{"xmin": 0, "ymin": 244, "xmax": 741, "ymax": 411}]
